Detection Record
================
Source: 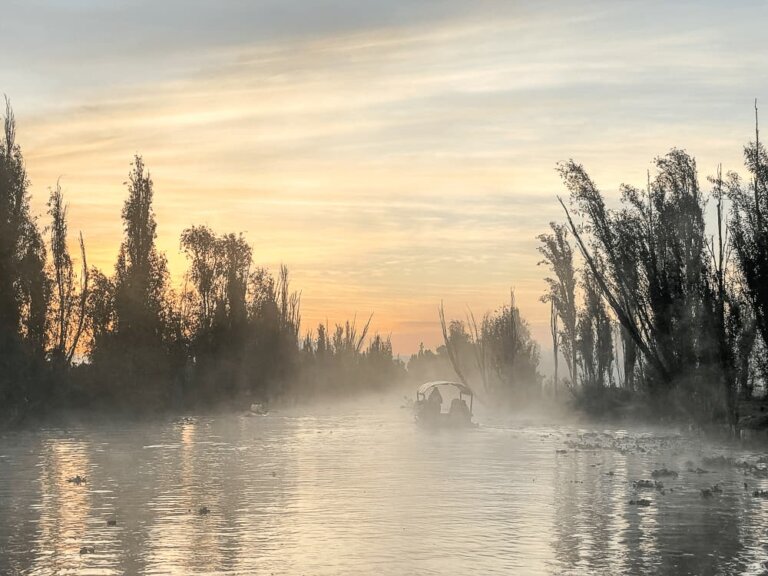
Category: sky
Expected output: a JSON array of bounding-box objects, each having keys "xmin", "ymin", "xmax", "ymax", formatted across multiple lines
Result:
[{"xmin": 2, "ymin": 0, "xmax": 768, "ymax": 362}]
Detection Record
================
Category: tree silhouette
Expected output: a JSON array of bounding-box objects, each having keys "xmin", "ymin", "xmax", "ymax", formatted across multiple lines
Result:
[
  {"xmin": 0, "ymin": 99, "xmax": 48, "ymax": 418},
  {"xmin": 537, "ymin": 222, "xmax": 578, "ymax": 388},
  {"xmin": 46, "ymin": 182, "xmax": 89, "ymax": 369}
]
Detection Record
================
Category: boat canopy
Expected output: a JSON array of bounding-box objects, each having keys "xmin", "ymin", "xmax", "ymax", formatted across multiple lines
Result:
[{"xmin": 417, "ymin": 380, "xmax": 474, "ymax": 397}]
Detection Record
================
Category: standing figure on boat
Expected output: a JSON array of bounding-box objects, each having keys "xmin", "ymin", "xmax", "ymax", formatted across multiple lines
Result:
[{"xmin": 428, "ymin": 386, "xmax": 443, "ymax": 411}]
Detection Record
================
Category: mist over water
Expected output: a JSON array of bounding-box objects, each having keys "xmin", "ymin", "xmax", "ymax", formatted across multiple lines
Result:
[{"xmin": 2, "ymin": 393, "xmax": 767, "ymax": 576}]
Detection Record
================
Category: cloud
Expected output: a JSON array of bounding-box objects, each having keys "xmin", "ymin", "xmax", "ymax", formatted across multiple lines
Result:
[{"xmin": 5, "ymin": 0, "xmax": 768, "ymax": 354}]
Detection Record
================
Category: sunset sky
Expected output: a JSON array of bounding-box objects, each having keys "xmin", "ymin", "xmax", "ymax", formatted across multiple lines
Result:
[{"xmin": 3, "ymin": 0, "xmax": 768, "ymax": 361}]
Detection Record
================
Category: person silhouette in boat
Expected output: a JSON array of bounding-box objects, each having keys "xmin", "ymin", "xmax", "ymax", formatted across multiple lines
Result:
[
  {"xmin": 449, "ymin": 397, "xmax": 471, "ymax": 423},
  {"xmin": 428, "ymin": 387, "xmax": 443, "ymax": 413}
]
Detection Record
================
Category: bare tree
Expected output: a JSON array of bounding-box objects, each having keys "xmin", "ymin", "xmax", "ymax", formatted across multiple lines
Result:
[{"xmin": 46, "ymin": 183, "xmax": 89, "ymax": 367}]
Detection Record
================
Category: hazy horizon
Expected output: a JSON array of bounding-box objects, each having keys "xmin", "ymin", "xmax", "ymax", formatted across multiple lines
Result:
[{"xmin": 4, "ymin": 0, "xmax": 768, "ymax": 358}]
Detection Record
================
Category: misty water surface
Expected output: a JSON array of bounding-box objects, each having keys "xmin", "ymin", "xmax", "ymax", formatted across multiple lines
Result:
[{"xmin": 2, "ymin": 398, "xmax": 768, "ymax": 575}]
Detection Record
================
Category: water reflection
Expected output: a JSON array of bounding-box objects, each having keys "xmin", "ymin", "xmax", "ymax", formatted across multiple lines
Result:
[
  {"xmin": 1, "ymin": 409, "xmax": 768, "ymax": 575},
  {"xmin": 31, "ymin": 439, "xmax": 93, "ymax": 575}
]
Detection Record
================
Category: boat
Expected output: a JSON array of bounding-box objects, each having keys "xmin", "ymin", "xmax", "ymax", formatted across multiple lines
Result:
[
  {"xmin": 249, "ymin": 403, "xmax": 268, "ymax": 415},
  {"xmin": 414, "ymin": 380, "xmax": 476, "ymax": 428}
]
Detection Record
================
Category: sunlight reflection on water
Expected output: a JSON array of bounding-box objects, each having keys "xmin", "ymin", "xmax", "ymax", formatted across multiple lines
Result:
[{"xmin": 1, "ymin": 402, "xmax": 768, "ymax": 575}]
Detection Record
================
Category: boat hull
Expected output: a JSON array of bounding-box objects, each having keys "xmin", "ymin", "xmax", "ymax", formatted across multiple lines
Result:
[{"xmin": 414, "ymin": 409, "xmax": 476, "ymax": 429}]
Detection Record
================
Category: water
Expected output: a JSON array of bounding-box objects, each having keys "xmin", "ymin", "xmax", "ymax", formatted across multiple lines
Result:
[{"xmin": 2, "ymin": 398, "xmax": 768, "ymax": 575}]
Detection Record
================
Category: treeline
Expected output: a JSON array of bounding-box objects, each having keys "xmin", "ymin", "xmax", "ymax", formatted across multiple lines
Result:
[
  {"xmin": 539, "ymin": 118, "xmax": 768, "ymax": 428},
  {"xmin": 410, "ymin": 295, "xmax": 544, "ymax": 409},
  {"xmin": 0, "ymin": 101, "xmax": 405, "ymax": 423},
  {"xmin": 10, "ymin": 92, "xmax": 767, "ymax": 428}
]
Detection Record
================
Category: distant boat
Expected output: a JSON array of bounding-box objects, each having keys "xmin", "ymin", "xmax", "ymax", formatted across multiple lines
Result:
[
  {"xmin": 414, "ymin": 381, "xmax": 476, "ymax": 429},
  {"xmin": 249, "ymin": 403, "xmax": 268, "ymax": 415}
]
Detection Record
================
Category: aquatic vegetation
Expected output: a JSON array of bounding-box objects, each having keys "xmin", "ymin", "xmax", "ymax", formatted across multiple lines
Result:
[
  {"xmin": 632, "ymin": 479, "xmax": 666, "ymax": 494},
  {"xmin": 564, "ymin": 440, "xmax": 603, "ymax": 451},
  {"xmin": 698, "ymin": 456, "xmax": 768, "ymax": 478},
  {"xmin": 736, "ymin": 461, "xmax": 768, "ymax": 478},
  {"xmin": 702, "ymin": 455, "xmax": 735, "ymax": 469},
  {"xmin": 651, "ymin": 468, "xmax": 678, "ymax": 479},
  {"xmin": 698, "ymin": 484, "xmax": 722, "ymax": 499}
]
